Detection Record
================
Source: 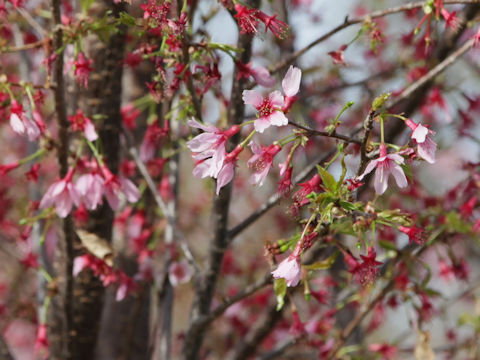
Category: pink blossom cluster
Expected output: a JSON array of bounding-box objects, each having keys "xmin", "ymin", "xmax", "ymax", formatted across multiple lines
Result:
[{"xmin": 39, "ymin": 162, "xmax": 140, "ymax": 218}]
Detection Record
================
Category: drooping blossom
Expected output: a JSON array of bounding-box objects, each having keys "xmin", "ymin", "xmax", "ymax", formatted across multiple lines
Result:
[
  {"xmin": 271, "ymin": 237, "xmax": 303, "ymax": 287},
  {"xmin": 247, "ymin": 142, "xmax": 282, "ymax": 186},
  {"xmin": 328, "ymin": 44, "xmax": 348, "ymax": 66},
  {"xmin": 187, "ymin": 118, "xmax": 240, "ymax": 179},
  {"xmin": 358, "ymin": 143, "xmax": 408, "ymax": 195},
  {"xmin": 440, "ymin": 7, "xmax": 460, "ymax": 31},
  {"xmin": 140, "ymin": 121, "xmax": 169, "ymax": 162},
  {"xmin": 256, "ymin": 12, "xmax": 289, "ymax": 39},
  {"xmin": 9, "ymin": 99, "xmax": 41, "ymax": 140},
  {"xmin": 281, "ymin": 65, "xmax": 302, "ymax": 112},
  {"xmin": 405, "ymin": 119, "xmax": 436, "ymax": 164},
  {"xmin": 243, "ymin": 90, "xmax": 287, "ymax": 133},
  {"xmin": 39, "ymin": 168, "xmax": 81, "ymax": 218},
  {"xmin": 34, "ymin": 323, "xmax": 49, "ymax": 358},
  {"xmin": 398, "ymin": 225, "xmax": 426, "ymax": 245},
  {"xmin": 271, "ymin": 253, "xmax": 301, "ymax": 287},
  {"xmin": 277, "ymin": 165, "xmax": 293, "ymax": 195},
  {"xmin": 68, "ymin": 109, "xmax": 98, "ymax": 141},
  {"xmin": 101, "ymin": 166, "xmax": 140, "ymax": 211},
  {"xmin": 168, "ymin": 260, "xmax": 194, "ymax": 286},
  {"xmin": 234, "ymin": 4, "xmax": 259, "ymax": 35},
  {"xmin": 346, "ymin": 248, "xmax": 383, "ymax": 286},
  {"xmin": 235, "ymin": 61, "xmax": 276, "ymax": 87},
  {"xmin": 73, "ymin": 52, "xmax": 94, "ymax": 88},
  {"xmin": 76, "ymin": 173, "xmax": 105, "ymax": 210},
  {"xmin": 293, "ymin": 174, "xmax": 322, "ymax": 207},
  {"xmin": 0, "ymin": 161, "xmax": 19, "ymax": 177},
  {"xmin": 215, "ymin": 145, "xmax": 243, "ymax": 195},
  {"xmin": 121, "ymin": 103, "xmax": 140, "ymax": 129}
]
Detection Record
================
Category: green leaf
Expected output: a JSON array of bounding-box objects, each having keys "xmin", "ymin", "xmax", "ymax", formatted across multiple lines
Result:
[
  {"xmin": 273, "ymin": 278, "xmax": 287, "ymax": 311},
  {"xmin": 372, "ymin": 92, "xmax": 391, "ymax": 111},
  {"xmin": 378, "ymin": 240, "xmax": 397, "ymax": 251},
  {"xmin": 339, "ymin": 201, "xmax": 360, "ymax": 211},
  {"xmin": 317, "ymin": 165, "xmax": 337, "ymax": 193},
  {"xmin": 118, "ymin": 12, "xmax": 137, "ymax": 26},
  {"xmin": 303, "ymin": 252, "xmax": 338, "ymax": 270}
]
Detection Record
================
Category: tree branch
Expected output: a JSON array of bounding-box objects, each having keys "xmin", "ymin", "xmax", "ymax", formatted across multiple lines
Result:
[{"xmin": 270, "ymin": 0, "xmax": 480, "ymax": 74}]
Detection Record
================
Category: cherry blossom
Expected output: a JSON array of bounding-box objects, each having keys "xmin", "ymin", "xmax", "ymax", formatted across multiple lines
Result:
[
  {"xmin": 358, "ymin": 143, "xmax": 408, "ymax": 195},
  {"xmin": 73, "ymin": 52, "xmax": 94, "ymax": 88},
  {"xmin": 76, "ymin": 172, "xmax": 105, "ymax": 210},
  {"xmin": 68, "ymin": 109, "xmax": 98, "ymax": 142},
  {"xmin": 187, "ymin": 118, "xmax": 240, "ymax": 179},
  {"xmin": 405, "ymin": 119, "xmax": 437, "ymax": 164},
  {"xmin": 347, "ymin": 248, "xmax": 383, "ymax": 286},
  {"xmin": 282, "ymin": 66, "xmax": 302, "ymax": 112},
  {"xmin": 168, "ymin": 260, "xmax": 194, "ymax": 286},
  {"xmin": 101, "ymin": 166, "xmax": 140, "ymax": 211},
  {"xmin": 247, "ymin": 142, "xmax": 282, "ymax": 186},
  {"xmin": 243, "ymin": 89, "xmax": 287, "ymax": 133},
  {"xmin": 39, "ymin": 168, "xmax": 81, "ymax": 218},
  {"xmin": 235, "ymin": 61, "xmax": 276, "ymax": 87},
  {"xmin": 271, "ymin": 254, "xmax": 301, "ymax": 287},
  {"xmin": 9, "ymin": 99, "xmax": 41, "ymax": 141}
]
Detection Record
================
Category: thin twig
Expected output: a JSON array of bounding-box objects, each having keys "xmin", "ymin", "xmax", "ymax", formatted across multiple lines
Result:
[
  {"xmin": 289, "ymin": 121, "xmax": 362, "ymax": 144},
  {"xmin": 385, "ymin": 37, "xmax": 476, "ymax": 109},
  {"xmin": 122, "ymin": 126, "xmax": 199, "ymax": 271},
  {"xmin": 0, "ymin": 39, "xmax": 46, "ymax": 54},
  {"xmin": 355, "ymin": 110, "xmax": 376, "ymax": 177},
  {"xmin": 270, "ymin": 0, "xmax": 480, "ymax": 74}
]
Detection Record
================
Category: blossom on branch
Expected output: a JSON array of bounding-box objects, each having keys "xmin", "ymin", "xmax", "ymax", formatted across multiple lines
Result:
[
  {"xmin": 39, "ymin": 168, "xmax": 81, "ymax": 218},
  {"xmin": 247, "ymin": 142, "xmax": 282, "ymax": 186},
  {"xmin": 68, "ymin": 109, "xmax": 98, "ymax": 142},
  {"xmin": 358, "ymin": 143, "xmax": 408, "ymax": 195},
  {"xmin": 405, "ymin": 119, "xmax": 437, "ymax": 164}
]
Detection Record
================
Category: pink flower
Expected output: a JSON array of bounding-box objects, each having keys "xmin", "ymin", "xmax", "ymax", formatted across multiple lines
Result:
[
  {"xmin": 39, "ymin": 168, "xmax": 81, "ymax": 218},
  {"xmin": 347, "ymin": 248, "xmax": 383, "ymax": 286},
  {"xmin": 398, "ymin": 225, "xmax": 426, "ymax": 245},
  {"xmin": 293, "ymin": 174, "xmax": 322, "ymax": 206},
  {"xmin": 73, "ymin": 52, "xmax": 94, "ymax": 88},
  {"xmin": 68, "ymin": 109, "xmax": 98, "ymax": 141},
  {"xmin": 257, "ymin": 12, "xmax": 289, "ymax": 39},
  {"xmin": 243, "ymin": 90, "xmax": 287, "ymax": 133},
  {"xmin": 282, "ymin": 66, "xmax": 302, "ymax": 112},
  {"xmin": 271, "ymin": 254, "xmax": 301, "ymax": 287},
  {"xmin": 140, "ymin": 122, "xmax": 169, "ymax": 162},
  {"xmin": 215, "ymin": 145, "xmax": 243, "ymax": 194},
  {"xmin": 187, "ymin": 118, "xmax": 240, "ymax": 179},
  {"xmin": 405, "ymin": 119, "xmax": 437, "ymax": 164},
  {"xmin": 328, "ymin": 44, "xmax": 348, "ymax": 66},
  {"xmin": 168, "ymin": 260, "xmax": 194, "ymax": 286},
  {"xmin": 0, "ymin": 161, "xmax": 20, "ymax": 177},
  {"xmin": 75, "ymin": 173, "xmax": 105, "ymax": 210},
  {"xmin": 9, "ymin": 99, "xmax": 41, "ymax": 140},
  {"xmin": 235, "ymin": 61, "xmax": 276, "ymax": 87},
  {"xmin": 277, "ymin": 164, "xmax": 293, "ymax": 195},
  {"xmin": 34, "ymin": 323, "xmax": 49, "ymax": 358},
  {"xmin": 101, "ymin": 166, "xmax": 140, "ymax": 210},
  {"xmin": 234, "ymin": 4, "xmax": 259, "ymax": 35},
  {"xmin": 358, "ymin": 143, "xmax": 407, "ymax": 195},
  {"xmin": 247, "ymin": 142, "xmax": 282, "ymax": 186}
]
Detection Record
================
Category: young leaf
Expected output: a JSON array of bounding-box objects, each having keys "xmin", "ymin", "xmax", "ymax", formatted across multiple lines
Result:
[{"xmin": 274, "ymin": 278, "xmax": 287, "ymax": 311}]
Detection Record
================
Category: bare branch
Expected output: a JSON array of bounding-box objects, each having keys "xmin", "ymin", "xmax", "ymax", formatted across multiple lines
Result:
[{"xmin": 271, "ymin": 0, "xmax": 480, "ymax": 73}]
